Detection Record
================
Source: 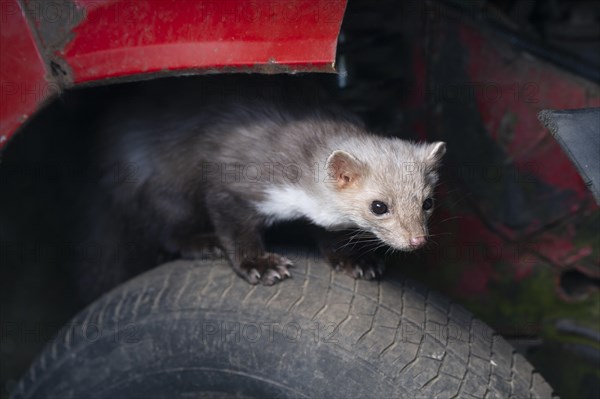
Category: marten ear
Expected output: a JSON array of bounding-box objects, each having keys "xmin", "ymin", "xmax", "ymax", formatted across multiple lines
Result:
[
  {"xmin": 426, "ymin": 142, "xmax": 446, "ymax": 167},
  {"xmin": 326, "ymin": 150, "xmax": 364, "ymax": 190}
]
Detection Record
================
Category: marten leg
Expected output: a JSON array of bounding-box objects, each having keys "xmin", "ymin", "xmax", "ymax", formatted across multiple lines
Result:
[
  {"xmin": 149, "ymin": 193, "xmax": 223, "ymax": 260},
  {"xmin": 205, "ymin": 189, "xmax": 293, "ymax": 285},
  {"xmin": 315, "ymin": 228, "xmax": 385, "ymax": 280}
]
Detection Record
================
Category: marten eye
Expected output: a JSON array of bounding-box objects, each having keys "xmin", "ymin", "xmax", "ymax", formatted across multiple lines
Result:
[
  {"xmin": 423, "ymin": 198, "xmax": 434, "ymax": 211},
  {"xmin": 370, "ymin": 200, "xmax": 388, "ymax": 215}
]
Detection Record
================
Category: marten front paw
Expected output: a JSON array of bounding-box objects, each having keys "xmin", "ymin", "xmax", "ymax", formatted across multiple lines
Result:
[
  {"xmin": 328, "ymin": 253, "xmax": 385, "ymax": 280},
  {"xmin": 239, "ymin": 253, "xmax": 293, "ymax": 285}
]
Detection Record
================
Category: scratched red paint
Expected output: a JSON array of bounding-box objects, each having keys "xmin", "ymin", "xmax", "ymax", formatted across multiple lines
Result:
[
  {"xmin": 63, "ymin": 0, "xmax": 346, "ymax": 83},
  {"xmin": 0, "ymin": 0, "xmax": 347, "ymax": 148},
  {"xmin": 531, "ymin": 234, "xmax": 592, "ymax": 267},
  {"xmin": 0, "ymin": 0, "xmax": 54, "ymax": 144},
  {"xmin": 458, "ymin": 24, "xmax": 599, "ymax": 202},
  {"xmin": 513, "ymin": 257, "xmax": 535, "ymax": 281},
  {"xmin": 456, "ymin": 262, "xmax": 494, "ymax": 296}
]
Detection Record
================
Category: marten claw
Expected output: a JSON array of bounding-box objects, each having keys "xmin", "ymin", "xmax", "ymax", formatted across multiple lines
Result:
[
  {"xmin": 328, "ymin": 254, "xmax": 385, "ymax": 281},
  {"xmin": 262, "ymin": 269, "xmax": 282, "ymax": 285},
  {"xmin": 275, "ymin": 256, "xmax": 294, "ymax": 268},
  {"xmin": 247, "ymin": 269, "xmax": 262, "ymax": 285},
  {"xmin": 354, "ymin": 266, "xmax": 364, "ymax": 278},
  {"xmin": 277, "ymin": 266, "xmax": 292, "ymax": 278},
  {"xmin": 239, "ymin": 253, "xmax": 293, "ymax": 285}
]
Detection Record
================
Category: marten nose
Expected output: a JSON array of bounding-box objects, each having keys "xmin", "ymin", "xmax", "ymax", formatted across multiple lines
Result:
[{"xmin": 409, "ymin": 236, "xmax": 426, "ymax": 248}]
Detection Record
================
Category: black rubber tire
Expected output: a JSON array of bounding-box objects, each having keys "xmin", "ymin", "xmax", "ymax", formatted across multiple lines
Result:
[{"xmin": 13, "ymin": 255, "xmax": 556, "ymax": 399}]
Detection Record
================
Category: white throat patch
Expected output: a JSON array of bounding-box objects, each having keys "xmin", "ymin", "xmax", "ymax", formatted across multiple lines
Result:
[{"xmin": 254, "ymin": 186, "xmax": 355, "ymax": 229}]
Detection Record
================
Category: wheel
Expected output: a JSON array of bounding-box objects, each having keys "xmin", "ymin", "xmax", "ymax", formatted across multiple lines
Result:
[{"xmin": 13, "ymin": 255, "xmax": 556, "ymax": 398}]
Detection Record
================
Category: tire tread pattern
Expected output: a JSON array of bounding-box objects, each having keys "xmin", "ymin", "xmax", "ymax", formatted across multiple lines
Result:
[{"xmin": 13, "ymin": 258, "xmax": 556, "ymax": 399}]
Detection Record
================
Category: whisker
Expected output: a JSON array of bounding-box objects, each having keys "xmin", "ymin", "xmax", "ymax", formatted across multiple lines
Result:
[
  {"xmin": 426, "ymin": 232, "xmax": 453, "ymax": 237},
  {"xmin": 335, "ymin": 232, "xmax": 372, "ymax": 251},
  {"xmin": 435, "ymin": 216, "xmax": 462, "ymax": 224},
  {"xmin": 358, "ymin": 242, "xmax": 388, "ymax": 257}
]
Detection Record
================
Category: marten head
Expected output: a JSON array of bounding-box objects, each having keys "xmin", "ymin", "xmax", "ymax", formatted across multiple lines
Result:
[{"xmin": 326, "ymin": 139, "xmax": 446, "ymax": 251}]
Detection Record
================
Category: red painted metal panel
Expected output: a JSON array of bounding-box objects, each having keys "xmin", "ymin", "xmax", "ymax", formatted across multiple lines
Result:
[
  {"xmin": 0, "ymin": 0, "xmax": 55, "ymax": 145},
  {"xmin": 0, "ymin": 0, "xmax": 346, "ymax": 148},
  {"xmin": 421, "ymin": 17, "xmax": 600, "ymax": 298},
  {"xmin": 65, "ymin": 0, "xmax": 345, "ymax": 83},
  {"xmin": 458, "ymin": 25, "xmax": 599, "ymax": 206}
]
